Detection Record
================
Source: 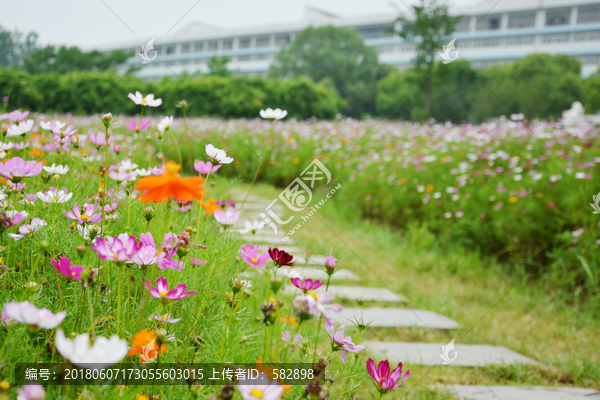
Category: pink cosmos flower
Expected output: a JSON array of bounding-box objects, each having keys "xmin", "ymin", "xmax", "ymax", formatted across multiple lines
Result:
[
  {"xmin": 194, "ymin": 160, "xmax": 221, "ymax": 175},
  {"xmin": 281, "ymin": 330, "xmax": 307, "ymax": 346},
  {"xmin": 0, "ymin": 157, "xmax": 43, "ymax": 180},
  {"xmin": 7, "ymin": 110, "xmax": 29, "ymax": 122},
  {"xmin": 124, "ymin": 118, "xmax": 150, "ymax": 132},
  {"xmin": 149, "ymin": 166, "xmax": 166, "ymax": 175},
  {"xmin": 239, "ymin": 244, "xmax": 270, "ymax": 269},
  {"xmin": 88, "ymin": 131, "xmax": 114, "ymax": 147},
  {"xmin": 366, "ymin": 358, "xmax": 410, "ymax": 394},
  {"xmin": 1, "ymin": 311, "xmax": 14, "ymax": 326},
  {"xmin": 190, "ymin": 257, "xmax": 207, "ymax": 267},
  {"xmin": 51, "ymin": 257, "xmax": 83, "ymax": 281},
  {"xmin": 152, "ymin": 312, "xmax": 181, "ymax": 324},
  {"xmin": 292, "ymin": 293, "xmax": 342, "ymax": 324},
  {"xmin": 291, "ymin": 277, "xmax": 323, "ymax": 293},
  {"xmin": 143, "ymin": 276, "xmax": 195, "ymax": 304},
  {"xmin": 326, "ymin": 321, "xmax": 365, "ymax": 362},
  {"xmin": 132, "ymin": 232, "xmax": 184, "ymax": 271},
  {"xmin": 571, "ymin": 228, "xmax": 584, "ymax": 237},
  {"xmin": 8, "ymin": 218, "xmax": 47, "ymax": 240},
  {"xmin": 214, "ymin": 207, "xmax": 240, "ymax": 226},
  {"xmin": 90, "ymin": 234, "xmax": 141, "ymax": 262},
  {"xmin": 237, "ymin": 373, "xmax": 283, "ymax": 400},
  {"xmin": 127, "ymin": 91, "xmax": 162, "ymax": 107},
  {"xmin": 4, "ymin": 210, "xmax": 27, "ymax": 227},
  {"xmin": 64, "ymin": 203, "xmax": 102, "ymax": 225},
  {"xmin": 3, "ymin": 301, "xmax": 66, "ymax": 330},
  {"xmin": 16, "ymin": 383, "xmax": 46, "ymax": 400}
]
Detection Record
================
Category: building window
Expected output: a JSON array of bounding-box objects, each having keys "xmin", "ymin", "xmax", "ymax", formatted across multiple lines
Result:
[
  {"xmin": 194, "ymin": 42, "xmax": 204, "ymax": 52},
  {"xmin": 377, "ymin": 45, "xmax": 396, "ymax": 53},
  {"xmin": 477, "ymin": 14, "xmax": 502, "ymax": 30},
  {"xmin": 222, "ymin": 39, "xmax": 233, "ymax": 50},
  {"xmin": 275, "ymin": 34, "xmax": 290, "ymax": 45},
  {"xmin": 356, "ymin": 25, "xmax": 393, "ymax": 38},
  {"xmin": 578, "ymin": 4, "xmax": 600, "ymax": 23},
  {"xmin": 256, "ymin": 35, "xmax": 271, "ymax": 47},
  {"xmin": 166, "ymin": 46, "xmax": 175, "ymax": 55},
  {"xmin": 546, "ymin": 7, "xmax": 570, "ymax": 26},
  {"xmin": 238, "ymin": 54, "xmax": 251, "ymax": 61},
  {"xmin": 239, "ymin": 37, "xmax": 252, "ymax": 48},
  {"xmin": 181, "ymin": 44, "xmax": 190, "ymax": 53},
  {"xmin": 542, "ymin": 33, "xmax": 569, "ymax": 43},
  {"xmin": 505, "ymin": 35, "xmax": 535, "ymax": 45},
  {"xmin": 208, "ymin": 41, "xmax": 218, "ymax": 51},
  {"xmin": 574, "ymin": 30, "xmax": 600, "ymax": 41},
  {"xmin": 507, "ymin": 11, "xmax": 536, "ymax": 29},
  {"xmin": 578, "ymin": 54, "xmax": 600, "ymax": 64},
  {"xmin": 181, "ymin": 60, "xmax": 189, "ymax": 65}
]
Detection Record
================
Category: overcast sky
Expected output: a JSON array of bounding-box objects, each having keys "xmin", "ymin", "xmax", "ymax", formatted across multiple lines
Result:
[{"xmin": 0, "ymin": 0, "xmax": 480, "ymax": 49}]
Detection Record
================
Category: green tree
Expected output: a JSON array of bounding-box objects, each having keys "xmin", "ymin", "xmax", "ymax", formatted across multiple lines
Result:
[
  {"xmin": 0, "ymin": 25, "xmax": 38, "ymax": 67},
  {"xmin": 22, "ymin": 45, "xmax": 131, "ymax": 74},
  {"xmin": 207, "ymin": 56, "xmax": 233, "ymax": 77},
  {"xmin": 396, "ymin": 0, "xmax": 461, "ymax": 116},
  {"xmin": 270, "ymin": 25, "xmax": 384, "ymax": 117}
]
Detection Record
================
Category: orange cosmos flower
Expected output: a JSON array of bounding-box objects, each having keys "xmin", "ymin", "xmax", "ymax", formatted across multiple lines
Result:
[
  {"xmin": 255, "ymin": 357, "xmax": 292, "ymax": 397},
  {"xmin": 128, "ymin": 329, "xmax": 167, "ymax": 362},
  {"xmin": 281, "ymin": 316, "xmax": 298, "ymax": 327},
  {"xmin": 201, "ymin": 198, "xmax": 220, "ymax": 215},
  {"xmin": 135, "ymin": 161, "xmax": 204, "ymax": 204}
]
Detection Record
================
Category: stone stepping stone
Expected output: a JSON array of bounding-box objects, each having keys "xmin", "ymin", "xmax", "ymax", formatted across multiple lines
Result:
[
  {"xmin": 441, "ymin": 385, "xmax": 599, "ymax": 399},
  {"xmin": 240, "ymin": 234, "xmax": 294, "ymax": 245},
  {"xmin": 365, "ymin": 342, "xmax": 535, "ymax": 366},
  {"xmin": 282, "ymin": 285, "xmax": 406, "ymax": 302},
  {"xmin": 237, "ymin": 203, "xmax": 284, "ymax": 212},
  {"xmin": 333, "ymin": 307, "xmax": 458, "ymax": 329}
]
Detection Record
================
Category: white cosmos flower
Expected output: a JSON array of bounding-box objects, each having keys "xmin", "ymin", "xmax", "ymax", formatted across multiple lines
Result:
[
  {"xmin": 127, "ymin": 91, "xmax": 162, "ymax": 107},
  {"xmin": 259, "ymin": 108, "xmax": 288, "ymax": 121},
  {"xmin": 206, "ymin": 143, "xmax": 234, "ymax": 164},
  {"xmin": 6, "ymin": 120, "xmax": 34, "ymax": 137},
  {"xmin": 36, "ymin": 188, "xmax": 73, "ymax": 203},
  {"xmin": 42, "ymin": 164, "xmax": 70, "ymax": 175},
  {"xmin": 55, "ymin": 329, "xmax": 128, "ymax": 369},
  {"xmin": 0, "ymin": 142, "xmax": 14, "ymax": 151},
  {"xmin": 134, "ymin": 168, "xmax": 151, "ymax": 177},
  {"xmin": 3, "ymin": 301, "xmax": 66, "ymax": 330},
  {"xmin": 575, "ymin": 172, "xmax": 586, "ymax": 179},
  {"xmin": 239, "ymin": 220, "xmax": 266, "ymax": 235},
  {"xmin": 40, "ymin": 120, "xmax": 66, "ymax": 131},
  {"xmin": 514, "ymin": 174, "xmax": 523, "ymax": 181},
  {"xmin": 157, "ymin": 116, "xmax": 173, "ymax": 132}
]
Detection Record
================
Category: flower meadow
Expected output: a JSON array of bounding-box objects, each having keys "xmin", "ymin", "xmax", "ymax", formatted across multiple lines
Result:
[
  {"xmin": 0, "ymin": 97, "xmax": 412, "ymax": 400},
  {"xmin": 156, "ymin": 116, "xmax": 600, "ymax": 304}
]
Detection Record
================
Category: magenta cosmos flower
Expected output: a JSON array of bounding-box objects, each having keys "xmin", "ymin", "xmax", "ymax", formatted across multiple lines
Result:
[
  {"xmin": 124, "ymin": 118, "xmax": 150, "ymax": 132},
  {"xmin": 0, "ymin": 157, "xmax": 43, "ymax": 181},
  {"xmin": 143, "ymin": 276, "xmax": 195, "ymax": 304},
  {"xmin": 292, "ymin": 292, "xmax": 341, "ymax": 324},
  {"xmin": 88, "ymin": 131, "xmax": 113, "ymax": 147},
  {"xmin": 366, "ymin": 358, "xmax": 410, "ymax": 395},
  {"xmin": 3, "ymin": 301, "xmax": 66, "ymax": 330},
  {"xmin": 91, "ymin": 234, "xmax": 141, "ymax": 262},
  {"xmin": 213, "ymin": 207, "xmax": 240, "ymax": 226},
  {"xmin": 193, "ymin": 160, "xmax": 221, "ymax": 175},
  {"xmin": 326, "ymin": 321, "xmax": 365, "ymax": 363},
  {"xmin": 291, "ymin": 277, "xmax": 323, "ymax": 293},
  {"xmin": 51, "ymin": 257, "xmax": 83, "ymax": 281},
  {"xmin": 239, "ymin": 244, "xmax": 270, "ymax": 269},
  {"xmin": 64, "ymin": 203, "xmax": 102, "ymax": 225},
  {"xmin": 132, "ymin": 232, "xmax": 184, "ymax": 271}
]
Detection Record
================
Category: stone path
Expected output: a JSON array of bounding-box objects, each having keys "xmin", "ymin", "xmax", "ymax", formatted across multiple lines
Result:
[
  {"xmin": 228, "ymin": 188, "xmax": 598, "ymax": 399},
  {"xmin": 442, "ymin": 385, "xmax": 600, "ymax": 400},
  {"xmin": 282, "ymin": 285, "xmax": 406, "ymax": 302},
  {"xmin": 365, "ymin": 342, "xmax": 536, "ymax": 366}
]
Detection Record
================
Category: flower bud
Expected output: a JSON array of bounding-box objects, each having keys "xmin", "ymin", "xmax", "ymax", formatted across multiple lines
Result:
[
  {"xmin": 240, "ymin": 335, "xmax": 248, "ymax": 343},
  {"xmin": 113, "ymin": 145, "xmax": 121, "ymax": 154},
  {"xmin": 192, "ymin": 336, "xmax": 204, "ymax": 348},
  {"xmin": 145, "ymin": 135, "xmax": 152, "ymax": 143},
  {"xmin": 25, "ymin": 282, "xmax": 38, "ymax": 292},
  {"xmin": 89, "ymin": 225, "xmax": 100, "ymax": 239},
  {"xmin": 144, "ymin": 207, "xmax": 155, "ymax": 222},
  {"xmin": 155, "ymin": 328, "xmax": 168, "ymax": 347},
  {"xmin": 185, "ymin": 226, "xmax": 193, "ymax": 234},
  {"xmin": 69, "ymin": 332, "xmax": 77, "ymax": 339},
  {"xmin": 177, "ymin": 99, "xmax": 188, "ymax": 108},
  {"xmin": 324, "ymin": 256, "xmax": 337, "ymax": 275},
  {"xmin": 102, "ymin": 113, "xmax": 113, "ymax": 122},
  {"xmin": 270, "ymin": 276, "xmax": 283, "ymax": 294},
  {"xmin": 76, "ymin": 245, "xmax": 86, "ymax": 256},
  {"xmin": 52, "ymin": 174, "xmax": 60, "ymax": 181},
  {"xmin": 39, "ymin": 241, "xmax": 50, "ymax": 251}
]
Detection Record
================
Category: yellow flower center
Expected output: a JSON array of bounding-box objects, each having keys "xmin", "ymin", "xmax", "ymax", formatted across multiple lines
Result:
[
  {"xmin": 160, "ymin": 291, "xmax": 168, "ymax": 297},
  {"xmin": 307, "ymin": 290, "xmax": 318, "ymax": 301},
  {"xmin": 142, "ymin": 98, "xmax": 147, "ymax": 103},
  {"xmin": 71, "ymin": 272, "xmax": 76, "ymax": 276},
  {"xmin": 165, "ymin": 161, "xmax": 181, "ymax": 177},
  {"xmin": 250, "ymin": 389, "xmax": 264, "ymax": 398},
  {"xmin": 251, "ymin": 258, "xmax": 258, "ymax": 264},
  {"xmin": 162, "ymin": 315, "xmax": 168, "ymax": 321},
  {"xmin": 113, "ymin": 252, "xmax": 118, "ymax": 259},
  {"xmin": 80, "ymin": 214, "xmax": 89, "ymax": 221},
  {"xmin": 0, "ymin": 380, "xmax": 9, "ymax": 390}
]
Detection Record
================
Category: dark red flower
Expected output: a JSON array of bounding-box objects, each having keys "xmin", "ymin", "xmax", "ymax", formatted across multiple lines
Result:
[{"xmin": 268, "ymin": 248, "xmax": 294, "ymax": 267}]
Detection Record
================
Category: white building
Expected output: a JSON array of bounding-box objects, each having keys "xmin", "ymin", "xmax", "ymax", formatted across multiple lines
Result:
[{"xmin": 99, "ymin": 0, "xmax": 600, "ymax": 78}]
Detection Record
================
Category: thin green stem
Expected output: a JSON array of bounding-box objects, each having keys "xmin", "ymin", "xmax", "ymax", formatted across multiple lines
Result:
[{"xmin": 85, "ymin": 283, "xmax": 95, "ymax": 339}]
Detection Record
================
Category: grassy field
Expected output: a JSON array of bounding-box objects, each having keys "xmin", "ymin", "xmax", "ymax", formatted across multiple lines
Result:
[{"xmin": 238, "ymin": 182, "xmax": 600, "ymax": 398}]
